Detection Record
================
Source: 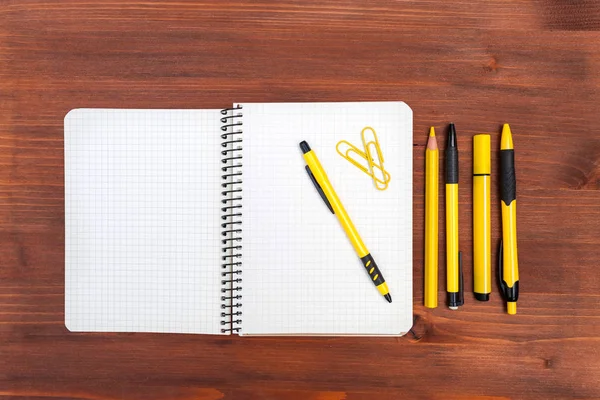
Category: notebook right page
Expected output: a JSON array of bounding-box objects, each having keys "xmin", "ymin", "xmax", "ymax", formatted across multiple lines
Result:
[{"xmin": 241, "ymin": 102, "xmax": 412, "ymax": 336}]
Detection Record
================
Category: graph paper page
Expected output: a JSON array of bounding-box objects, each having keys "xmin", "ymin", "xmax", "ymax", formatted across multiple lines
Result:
[
  {"xmin": 241, "ymin": 102, "xmax": 413, "ymax": 336},
  {"xmin": 65, "ymin": 109, "xmax": 224, "ymax": 334}
]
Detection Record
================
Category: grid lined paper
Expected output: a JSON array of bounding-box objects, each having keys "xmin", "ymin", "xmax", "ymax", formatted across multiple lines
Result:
[
  {"xmin": 64, "ymin": 109, "xmax": 225, "ymax": 334},
  {"xmin": 240, "ymin": 102, "xmax": 413, "ymax": 336}
]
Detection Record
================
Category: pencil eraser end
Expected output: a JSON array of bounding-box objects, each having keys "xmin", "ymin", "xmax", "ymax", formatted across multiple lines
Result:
[
  {"xmin": 449, "ymin": 306, "xmax": 458, "ymax": 311},
  {"xmin": 507, "ymin": 302, "xmax": 517, "ymax": 315}
]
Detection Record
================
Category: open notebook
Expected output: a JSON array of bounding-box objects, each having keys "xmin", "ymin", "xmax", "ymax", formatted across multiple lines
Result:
[{"xmin": 64, "ymin": 102, "xmax": 413, "ymax": 336}]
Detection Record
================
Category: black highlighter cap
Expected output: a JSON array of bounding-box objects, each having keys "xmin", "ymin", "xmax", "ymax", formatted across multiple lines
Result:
[{"xmin": 300, "ymin": 141, "xmax": 311, "ymax": 154}]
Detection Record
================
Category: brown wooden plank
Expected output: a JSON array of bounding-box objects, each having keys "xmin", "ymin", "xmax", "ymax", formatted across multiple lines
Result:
[{"xmin": 2, "ymin": 0, "xmax": 600, "ymax": 399}]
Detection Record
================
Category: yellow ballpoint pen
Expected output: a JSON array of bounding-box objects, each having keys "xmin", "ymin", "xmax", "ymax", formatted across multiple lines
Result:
[
  {"xmin": 499, "ymin": 124, "xmax": 519, "ymax": 314},
  {"xmin": 445, "ymin": 123, "xmax": 463, "ymax": 310},
  {"xmin": 424, "ymin": 127, "xmax": 439, "ymax": 308},
  {"xmin": 300, "ymin": 141, "xmax": 392, "ymax": 303}
]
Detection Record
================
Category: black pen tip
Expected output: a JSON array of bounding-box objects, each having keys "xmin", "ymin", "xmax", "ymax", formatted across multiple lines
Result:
[
  {"xmin": 447, "ymin": 123, "xmax": 457, "ymax": 148},
  {"xmin": 384, "ymin": 294, "xmax": 392, "ymax": 303},
  {"xmin": 299, "ymin": 141, "xmax": 311, "ymax": 154}
]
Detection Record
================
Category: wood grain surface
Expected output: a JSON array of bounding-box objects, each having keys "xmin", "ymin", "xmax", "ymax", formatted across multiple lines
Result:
[{"xmin": 2, "ymin": 1, "xmax": 600, "ymax": 399}]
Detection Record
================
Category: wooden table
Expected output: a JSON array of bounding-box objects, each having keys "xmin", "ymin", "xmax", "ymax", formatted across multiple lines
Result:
[{"xmin": 2, "ymin": 1, "xmax": 599, "ymax": 399}]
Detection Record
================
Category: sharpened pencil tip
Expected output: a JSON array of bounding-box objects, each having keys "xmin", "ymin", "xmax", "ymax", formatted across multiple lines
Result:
[{"xmin": 427, "ymin": 129, "xmax": 438, "ymax": 150}]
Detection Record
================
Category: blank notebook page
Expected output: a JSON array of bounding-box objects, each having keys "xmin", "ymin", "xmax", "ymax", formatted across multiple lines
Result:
[
  {"xmin": 240, "ymin": 102, "xmax": 413, "ymax": 335},
  {"xmin": 64, "ymin": 109, "xmax": 224, "ymax": 334}
]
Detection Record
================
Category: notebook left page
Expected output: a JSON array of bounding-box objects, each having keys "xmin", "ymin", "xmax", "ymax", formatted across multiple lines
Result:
[{"xmin": 64, "ymin": 109, "xmax": 225, "ymax": 334}]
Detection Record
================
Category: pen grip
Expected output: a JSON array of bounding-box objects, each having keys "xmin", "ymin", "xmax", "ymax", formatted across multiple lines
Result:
[
  {"xmin": 360, "ymin": 254, "xmax": 386, "ymax": 286},
  {"xmin": 500, "ymin": 149, "xmax": 516, "ymax": 205},
  {"xmin": 445, "ymin": 148, "xmax": 459, "ymax": 184},
  {"xmin": 498, "ymin": 240, "xmax": 519, "ymax": 302}
]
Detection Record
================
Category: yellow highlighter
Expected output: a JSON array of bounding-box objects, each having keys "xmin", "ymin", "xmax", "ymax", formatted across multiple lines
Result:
[
  {"xmin": 424, "ymin": 127, "xmax": 439, "ymax": 308},
  {"xmin": 445, "ymin": 123, "xmax": 463, "ymax": 310},
  {"xmin": 300, "ymin": 141, "xmax": 392, "ymax": 303},
  {"xmin": 473, "ymin": 134, "xmax": 491, "ymax": 301},
  {"xmin": 499, "ymin": 124, "xmax": 519, "ymax": 314}
]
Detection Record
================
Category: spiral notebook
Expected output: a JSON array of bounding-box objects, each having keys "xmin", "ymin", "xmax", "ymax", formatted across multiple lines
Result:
[{"xmin": 64, "ymin": 102, "xmax": 413, "ymax": 336}]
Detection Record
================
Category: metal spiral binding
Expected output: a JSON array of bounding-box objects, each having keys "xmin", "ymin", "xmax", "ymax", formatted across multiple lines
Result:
[{"xmin": 220, "ymin": 105, "xmax": 243, "ymax": 333}]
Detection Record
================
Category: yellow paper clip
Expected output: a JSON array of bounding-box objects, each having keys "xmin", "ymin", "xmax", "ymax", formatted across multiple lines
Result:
[{"xmin": 336, "ymin": 127, "xmax": 391, "ymax": 190}]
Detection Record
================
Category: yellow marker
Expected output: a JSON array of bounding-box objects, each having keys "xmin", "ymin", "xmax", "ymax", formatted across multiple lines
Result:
[
  {"xmin": 300, "ymin": 140, "xmax": 392, "ymax": 303},
  {"xmin": 445, "ymin": 123, "xmax": 463, "ymax": 310},
  {"xmin": 424, "ymin": 127, "xmax": 439, "ymax": 308},
  {"xmin": 473, "ymin": 134, "xmax": 491, "ymax": 301},
  {"xmin": 499, "ymin": 124, "xmax": 519, "ymax": 315}
]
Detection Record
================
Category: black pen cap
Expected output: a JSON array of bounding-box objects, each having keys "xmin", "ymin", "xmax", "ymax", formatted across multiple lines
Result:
[
  {"xmin": 445, "ymin": 123, "xmax": 459, "ymax": 184},
  {"xmin": 447, "ymin": 123, "xmax": 457, "ymax": 149},
  {"xmin": 300, "ymin": 141, "xmax": 311, "ymax": 154}
]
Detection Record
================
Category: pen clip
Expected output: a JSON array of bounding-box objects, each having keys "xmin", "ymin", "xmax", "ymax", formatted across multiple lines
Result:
[
  {"xmin": 458, "ymin": 251, "xmax": 464, "ymax": 306},
  {"xmin": 498, "ymin": 239, "xmax": 508, "ymax": 298},
  {"xmin": 305, "ymin": 165, "xmax": 334, "ymax": 214}
]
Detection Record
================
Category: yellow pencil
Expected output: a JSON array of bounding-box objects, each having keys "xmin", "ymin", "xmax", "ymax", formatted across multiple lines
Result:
[{"xmin": 424, "ymin": 127, "xmax": 439, "ymax": 308}]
